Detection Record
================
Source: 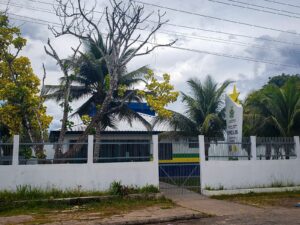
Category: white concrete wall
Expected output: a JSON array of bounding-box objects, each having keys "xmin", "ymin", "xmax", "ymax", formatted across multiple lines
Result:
[
  {"xmin": 201, "ymin": 160, "xmax": 300, "ymax": 190},
  {"xmin": 0, "ymin": 135, "xmax": 159, "ymax": 191},
  {"xmin": 199, "ymin": 135, "xmax": 300, "ymax": 190},
  {"xmin": 0, "ymin": 162, "xmax": 158, "ymax": 191}
]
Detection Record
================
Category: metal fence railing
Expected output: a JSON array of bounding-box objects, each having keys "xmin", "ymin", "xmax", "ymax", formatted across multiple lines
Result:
[
  {"xmin": 18, "ymin": 142, "xmax": 88, "ymax": 164},
  {"xmin": 93, "ymin": 140, "xmax": 152, "ymax": 163},
  {"xmin": 256, "ymin": 137, "xmax": 296, "ymax": 160},
  {"xmin": 0, "ymin": 143, "xmax": 13, "ymax": 165},
  {"xmin": 205, "ymin": 137, "xmax": 251, "ymax": 161}
]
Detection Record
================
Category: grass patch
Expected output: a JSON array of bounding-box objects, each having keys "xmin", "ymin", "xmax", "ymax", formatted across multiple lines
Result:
[
  {"xmin": 0, "ymin": 196, "xmax": 174, "ymax": 223},
  {"xmin": 0, "ymin": 185, "xmax": 106, "ymax": 202},
  {"xmin": 0, "ymin": 184, "xmax": 165, "ymax": 222},
  {"xmin": 212, "ymin": 191, "xmax": 300, "ymax": 207},
  {"xmin": 0, "ymin": 184, "xmax": 159, "ymax": 202}
]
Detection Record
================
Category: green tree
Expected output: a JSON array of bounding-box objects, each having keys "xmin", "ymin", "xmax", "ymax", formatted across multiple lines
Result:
[
  {"xmin": 267, "ymin": 73, "xmax": 300, "ymax": 88},
  {"xmin": 0, "ymin": 14, "xmax": 52, "ymax": 149},
  {"xmin": 45, "ymin": 38, "xmax": 178, "ymax": 157},
  {"xmin": 51, "ymin": 0, "xmax": 176, "ymax": 153},
  {"xmin": 244, "ymin": 77, "xmax": 300, "ymax": 137},
  {"xmin": 45, "ymin": 39, "xmax": 152, "ymax": 133},
  {"xmin": 156, "ymin": 75, "xmax": 232, "ymax": 137}
]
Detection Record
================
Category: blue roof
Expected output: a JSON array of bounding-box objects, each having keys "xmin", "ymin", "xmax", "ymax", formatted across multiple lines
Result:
[
  {"xmin": 127, "ymin": 102, "xmax": 155, "ymax": 116},
  {"xmin": 88, "ymin": 102, "xmax": 155, "ymax": 117}
]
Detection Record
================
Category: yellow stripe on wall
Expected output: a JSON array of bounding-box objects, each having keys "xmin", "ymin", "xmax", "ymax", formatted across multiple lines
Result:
[{"xmin": 159, "ymin": 157, "xmax": 200, "ymax": 163}]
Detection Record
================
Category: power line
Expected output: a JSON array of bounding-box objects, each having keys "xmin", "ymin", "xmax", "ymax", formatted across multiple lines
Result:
[
  {"xmin": 262, "ymin": 0, "xmax": 300, "ymax": 9},
  {"xmin": 208, "ymin": 0, "xmax": 300, "ymax": 19},
  {"xmin": 226, "ymin": 0, "xmax": 300, "ymax": 16},
  {"xmin": 6, "ymin": 1, "xmax": 300, "ymax": 53},
  {"xmin": 170, "ymin": 45, "xmax": 299, "ymax": 69},
  {"xmin": 133, "ymin": 0, "xmax": 300, "ymax": 36},
  {"xmin": 8, "ymin": 0, "xmax": 300, "ymax": 47},
  {"xmin": 6, "ymin": 13, "xmax": 300, "ymax": 69}
]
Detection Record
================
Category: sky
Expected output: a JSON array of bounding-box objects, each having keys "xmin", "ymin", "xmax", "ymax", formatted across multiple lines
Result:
[{"xmin": 2, "ymin": 0, "xmax": 300, "ymax": 130}]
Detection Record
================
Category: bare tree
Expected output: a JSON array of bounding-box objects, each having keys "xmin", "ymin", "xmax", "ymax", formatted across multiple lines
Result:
[
  {"xmin": 44, "ymin": 39, "xmax": 81, "ymax": 158},
  {"xmin": 50, "ymin": 0, "xmax": 176, "ymax": 155}
]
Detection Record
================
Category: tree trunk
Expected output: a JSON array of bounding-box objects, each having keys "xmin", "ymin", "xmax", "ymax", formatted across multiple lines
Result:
[
  {"xmin": 64, "ymin": 69, "xmax": 118, "ymax": 158},
  {"xmin": 55, "ymin": 79, "xmax": 71, "ymax": 160},
  {"xmin": 93, "ymin": 124, "xmax": 101, "ymax": 162}
]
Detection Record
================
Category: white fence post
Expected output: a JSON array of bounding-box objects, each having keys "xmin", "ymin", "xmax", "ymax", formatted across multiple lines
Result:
[
  {"xmin": 87, "ymin": 135, "xmax": 94, "ymax": 165},
  {"xmin": 294, "ymin": 136, "xmax": 300, "ymax": 160},
  {"xmin": 12, "ymin": 135, "xmax": 19, "ymax": 166},
  {"xmin": 152, "ymin": 135, "xmax": 159, "ymax": 188},
  {"xmin": 250, "ymin": 136, "xmax": 256, "ymax": 161},
  {"xmin": 198, "ymin": 135, "xmax": 205, "ymax": 162},
  {"xmin": 152, "ymin": 135, "xmax": 159, "ymax": 164},
  {"xmin": 198, "ymin": 135, "xmax": 205, "ymax": 192}
]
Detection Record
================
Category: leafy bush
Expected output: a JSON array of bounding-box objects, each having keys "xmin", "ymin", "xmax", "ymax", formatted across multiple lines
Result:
[
  {"xmin": 139, "ymin": 185, "xmax": 159, "ymax": 194},
  {"xmin": 109, "ymin": 182, "xmax": 159, "ymax": 197}
]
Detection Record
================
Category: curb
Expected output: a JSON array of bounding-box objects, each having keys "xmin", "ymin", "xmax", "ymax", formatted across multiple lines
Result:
[
  {"xmin": 6, "ymin": 193, "xmax": 163, "ymax": 205},
  {"xmin": 100, "ymin": 213, "xmax": 208, "ymax": 225}
]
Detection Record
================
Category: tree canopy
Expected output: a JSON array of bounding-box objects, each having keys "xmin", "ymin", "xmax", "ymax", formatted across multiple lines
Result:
[
  {"xmin": 156, "ymin": 75, "xmax": 231, "ymax": 137},
  {"xmin": 244, "ymin": 76, "xmax": 300, "ymax": 137},
  {"xmin": 0, "ymin": 14, "xmax": 52, "ymax": 142}
]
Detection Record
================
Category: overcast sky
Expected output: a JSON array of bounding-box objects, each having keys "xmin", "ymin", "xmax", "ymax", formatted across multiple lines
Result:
[{"xmin": 2, "ymin": 0, "xmax": 300, "ymax": 130}]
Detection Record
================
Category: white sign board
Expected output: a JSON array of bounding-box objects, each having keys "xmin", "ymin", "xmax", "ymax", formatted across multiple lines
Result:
[{"xmin": 225, "ymin": 95, "xmax": 243, "ymax": 152}]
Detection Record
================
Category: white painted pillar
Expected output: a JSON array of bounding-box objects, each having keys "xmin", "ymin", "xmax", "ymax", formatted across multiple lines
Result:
[
  {"xmin": 12, "ymin": 135, "xmax": 19, "ymax": 166},
  {"xmin": 152, "ymin": 135, "xmax": 159, "ymax": 188},
  {"xmin": 294, "ymin": 136, "xmax": 300, "ymax": 160},
  {"xmin": 87, "ymin": 135, "xmax": 94, "ymax": 165},
  {"xmin": 152, "ymin": 135, "xmax": 159, "ymax": 164},
  {"xmin": 198, "ymin": 135, "xmax": 205, "ymax": 192},
  {"xmin": 250, "ymin": 136, "xmax": 257, "ymax": 161},
  {"xmin": 198, "ymin": 135, "xmax": 205, "ymax": 162}
]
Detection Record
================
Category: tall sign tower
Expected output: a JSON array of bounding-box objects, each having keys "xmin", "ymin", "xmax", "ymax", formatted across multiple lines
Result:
[{"xmin": 225, "ymin": 85, "xmax": 243, "ymax": 153}]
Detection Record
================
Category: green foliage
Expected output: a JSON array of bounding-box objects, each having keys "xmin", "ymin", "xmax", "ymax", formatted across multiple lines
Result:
[
  {"xmin": 0, "ymin": 14, "xmax": 52, "ymax": 140},
  {"xmin": 244, "ymin": 77, "xmax": 300, "ymax": 137},
  {"xmin": 139, "ymin": 185, "xmax": 159, "ymax": 194},
  {"xmin": 0, "ymin": 185, "xmax": 106, "ymax": 202},
  {"xmin": 109, "ymin": 181, "xmax": 159, "ymax": 197},
  {"xmin": 267, "ymin": 73, "xmax": 300, "ymax": 88},
  {"xmin": 109, "ymin": 181, "xmax": 131, "ymax": 197},
  {"xmin": 19, "ymin": 146, "xmax": 32, "ymax": 159},
  {"xmin": 139, "ymin": 70, "xmax": 179, "ymax": 118},
  {"xmin": 46, "ymin": 37, "xmax": 152, "ymax": 131},
  {"xmin": 0, "ymin": 183, "xmax": 159, "ymax": 203},
  {"xmin": 156, "ymin": 75, "xmax": 231, "ymax": 137}
]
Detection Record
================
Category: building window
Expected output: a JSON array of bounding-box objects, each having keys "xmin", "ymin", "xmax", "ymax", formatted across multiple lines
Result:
[
  {"xmin": 98, "ymin": 140, "xmax": 150, "ymax": 162},
  {"xmin": 159, "ymin": 143, "xmax": 173, "ymax": 160}
]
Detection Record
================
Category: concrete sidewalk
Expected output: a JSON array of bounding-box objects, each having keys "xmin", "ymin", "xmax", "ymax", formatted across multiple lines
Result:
[{"xmin": 160, "ymin": 182, "xmax": 262, "ymax": 216}]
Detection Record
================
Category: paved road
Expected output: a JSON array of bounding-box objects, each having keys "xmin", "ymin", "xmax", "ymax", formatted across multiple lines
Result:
[{"xmin": 151, "ymin": 208, "xmax": 300, "ymax": 225}]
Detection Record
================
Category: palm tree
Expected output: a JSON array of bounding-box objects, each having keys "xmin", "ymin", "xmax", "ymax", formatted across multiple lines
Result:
[
  {"xmin": 156, "ymin": 75, "xmax": 232, "ymax": 137},
  {"xmin": 71, "ymin": 39, "xmax": 150, "ymax": 129},
  {"xmin": 244, "ymin": 78, "xmax": 300, "ymax": 137},
  {"xmin": 45, "ymin": 37, "xmax": 151, "ymax": 157}
]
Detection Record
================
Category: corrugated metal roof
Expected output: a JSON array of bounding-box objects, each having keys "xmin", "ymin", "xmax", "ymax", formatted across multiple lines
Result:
[{"xmin": 52, "ymin": 113, "xmax": 172, "ymax": 132}]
